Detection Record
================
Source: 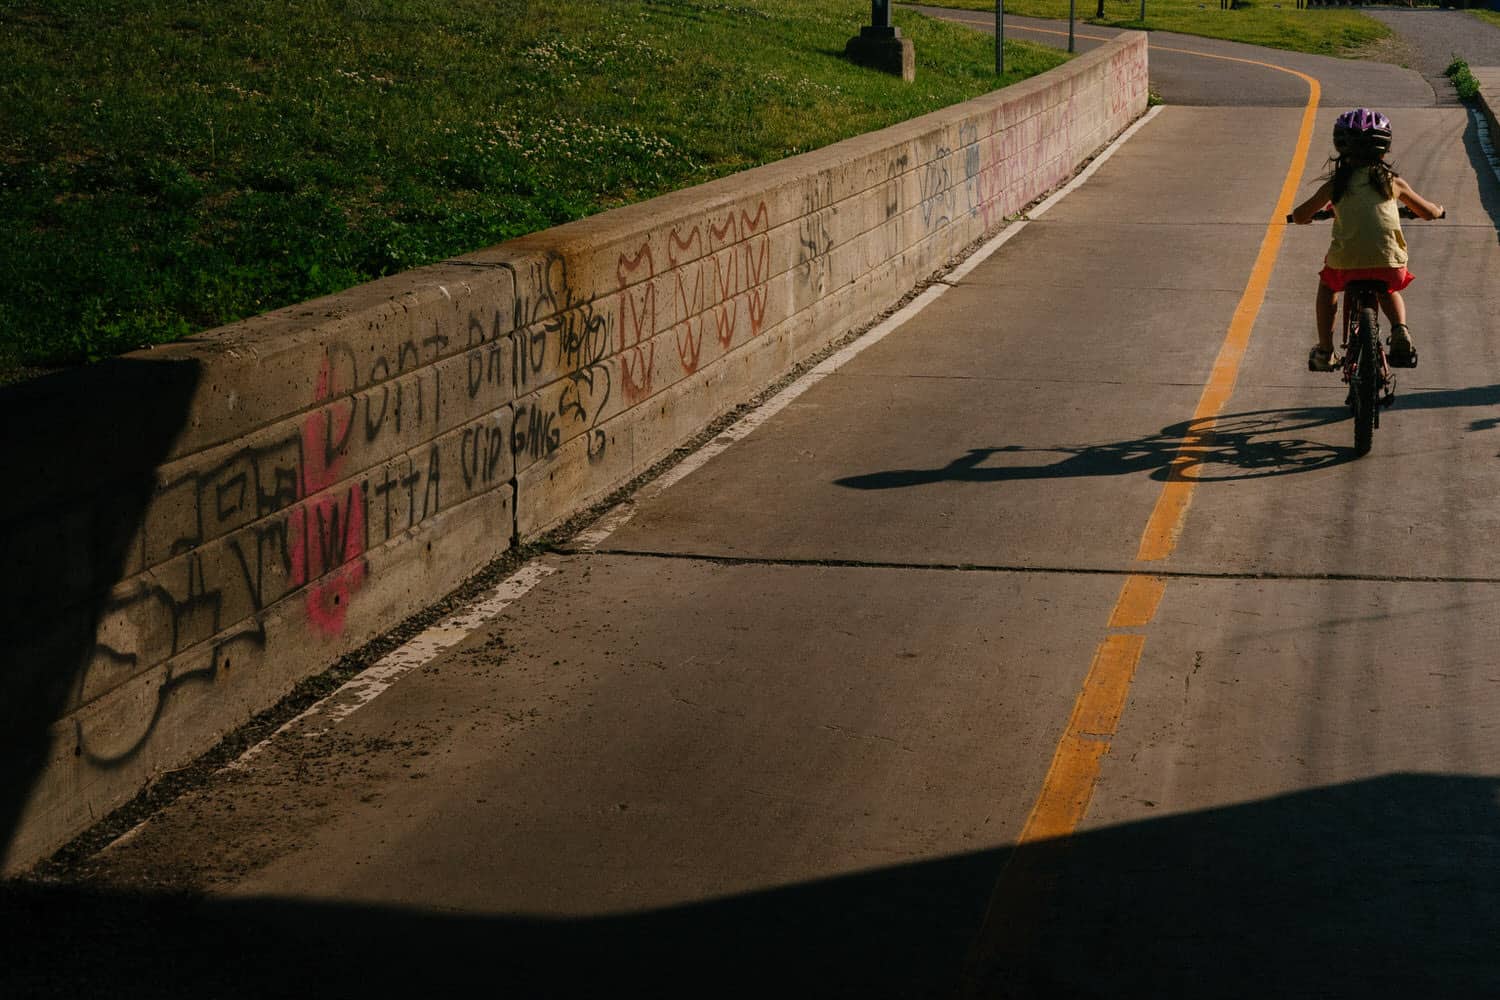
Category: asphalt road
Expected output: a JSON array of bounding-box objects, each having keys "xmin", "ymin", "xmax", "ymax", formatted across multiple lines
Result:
[{"xmin": 9, "ymin": 13, "xmax": 1500, "ymax": 1000}]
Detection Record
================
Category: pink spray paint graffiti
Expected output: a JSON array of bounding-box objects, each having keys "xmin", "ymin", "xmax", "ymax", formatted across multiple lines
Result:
[{"xmin": 289, "ymin": 355, "xmax": 368, "ymax": 637}]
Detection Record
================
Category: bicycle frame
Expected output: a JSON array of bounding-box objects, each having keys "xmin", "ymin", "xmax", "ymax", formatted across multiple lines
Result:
[{"xmin": 1338, "ymin": 279, "xmax": 1394, "ymax": 455}]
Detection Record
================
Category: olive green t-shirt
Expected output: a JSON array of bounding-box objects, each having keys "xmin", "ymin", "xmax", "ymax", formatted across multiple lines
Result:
[{"xmin": 1326, "ymin": 166, "xmax": 1408, "ymax": 269}]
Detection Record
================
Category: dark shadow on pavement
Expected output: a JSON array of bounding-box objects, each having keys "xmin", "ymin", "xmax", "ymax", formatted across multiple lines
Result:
[
  {"xmin": 0, "ymin": 358, "xmax": 199, "ymax": 869},
  {"xmin": 3, "ymin": 774, "xmax": 1496, "ymax": 998},
  {"xmin": 1458, "ymin": 106, "xmax": 1500, "ymax": 238},
  {"xmin": 835, "ymin": 405, "xmax": 1357, "ymax": 491},
  {"xmin": 1398, "ymin": 383, "xmax": 1500, "ymax": 431},
  {"xmin": 837, "ymin": 387, "xmax": 1500, "ymax": 492}
]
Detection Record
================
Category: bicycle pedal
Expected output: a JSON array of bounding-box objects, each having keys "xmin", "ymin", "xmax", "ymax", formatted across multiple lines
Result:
[{"xmin": 1388, "ymin": 350, "xmax": 1418, "ymax": 369}]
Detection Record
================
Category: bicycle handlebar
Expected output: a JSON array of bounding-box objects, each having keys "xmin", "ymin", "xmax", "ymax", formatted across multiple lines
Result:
[{"xmin": 1286, "ymin": 206, "xmax": 1446, "ymax": 222}]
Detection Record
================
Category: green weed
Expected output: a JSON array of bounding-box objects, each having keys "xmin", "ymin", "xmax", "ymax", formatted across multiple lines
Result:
[{"xmin": 1445, "ymin": 55, "xmax": 1480, "ymax": 100}]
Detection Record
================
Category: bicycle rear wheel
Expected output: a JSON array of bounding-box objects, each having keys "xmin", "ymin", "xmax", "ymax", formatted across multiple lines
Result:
[{"xmin": 1353, "ymin": 307, "xmax": 1379, "ymax": 455}]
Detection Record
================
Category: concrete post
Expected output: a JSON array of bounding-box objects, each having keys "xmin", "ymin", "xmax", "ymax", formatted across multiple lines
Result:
[{"xmin": 845, "ymin": 0, "xmax": 915, "ymax": 81}]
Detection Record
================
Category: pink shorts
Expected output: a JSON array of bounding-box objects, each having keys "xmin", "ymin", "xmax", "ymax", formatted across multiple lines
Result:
[{"xmin": 1319, "ymin": 265, "xmax": 1414, "ymax": 293}]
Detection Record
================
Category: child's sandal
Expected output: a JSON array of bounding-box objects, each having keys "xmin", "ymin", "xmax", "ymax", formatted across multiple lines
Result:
[
  {"xmin": 1308, "ymin": 346, "xmax": 1341, "ymax": 372},
  {"xmin": 1388, "ymin": 324, "xmax": 1418, "ymax": 368}
]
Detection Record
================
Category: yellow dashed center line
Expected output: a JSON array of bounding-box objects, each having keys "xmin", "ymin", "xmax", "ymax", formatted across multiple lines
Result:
[{"xmin": 963, "ymin": 41, "xmax": 1323, "ymax": 990}]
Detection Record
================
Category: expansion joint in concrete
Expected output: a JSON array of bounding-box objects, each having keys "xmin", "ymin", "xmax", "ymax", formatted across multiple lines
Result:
[{"xmin": 560, "ymin": 546, "xmax": 1500, "ymax": 586}]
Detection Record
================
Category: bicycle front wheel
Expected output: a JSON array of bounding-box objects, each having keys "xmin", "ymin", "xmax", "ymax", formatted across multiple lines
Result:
[{"xmin": 1353, "ymin": 307, "xmax": 1379, "ymax": 456}]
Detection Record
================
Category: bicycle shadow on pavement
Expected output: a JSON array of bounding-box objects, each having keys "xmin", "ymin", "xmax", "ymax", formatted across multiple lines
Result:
[
  {"xmin": 834, "ymin": 404, "xmax": 1357, "ymax": 492},
  {"xmin": 3, "ymin": 773, "xmax": 1496, "ymax": 998}
]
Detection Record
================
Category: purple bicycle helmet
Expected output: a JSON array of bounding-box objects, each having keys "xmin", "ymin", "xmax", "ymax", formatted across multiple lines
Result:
[{"xmin": 1333, "ymin": 108, "xmax": 1392, "ymax": 158}]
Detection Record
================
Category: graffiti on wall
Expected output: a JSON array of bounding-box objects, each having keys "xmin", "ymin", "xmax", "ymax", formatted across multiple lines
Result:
[
  {"xmin": 651, "ymin": 200, "xmax": 771, "ymax": 376},
  {"xmin": 797, "ymin": 177, "xmax": 836, "ymax": 298},
  {"xmin": 739, "ymin": 202, "xmax": 772, "ymax": 337},
  {"xmin": 978, "ymin": 110, "xmax": 1007, "ymax": 229},
  {"xmin": 919, "ymin": 147, "xmax": 955, "ymax": 231},
  {"xmin": 292, "ymin": 357, "xmax": 368, "ymax": 635},
  {"xmin": 76, "ymin": 321, "xmax": 513, "ymax": 765},
  {"xmin": 668, "ymin": 224, "xmax": 707, "ymax": 374},
  {"xmin": 960, "ymin": 123, "xmax": 982, "ymax": 220},
  {"xmin": 511, "ymin": 252, "xmax": 612, "ymax": 465},
  {"xmin": 617, "ymin": 242, "xmax": 657, "ymax": 404},
  {"xmin": 1110, "ymin": 46, "xmax": 1146, "ymax": 117}
]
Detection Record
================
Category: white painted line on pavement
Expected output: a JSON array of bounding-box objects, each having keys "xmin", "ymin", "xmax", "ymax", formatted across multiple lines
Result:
[{"xmin": 228, "ymin": 561, "xmax": 557, "ymax": 768}]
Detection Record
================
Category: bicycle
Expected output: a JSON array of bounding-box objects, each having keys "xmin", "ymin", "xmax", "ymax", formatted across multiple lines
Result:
[{"xmin": 1285, "ymin": 205, "xmax": 1445, "ymax": 456}]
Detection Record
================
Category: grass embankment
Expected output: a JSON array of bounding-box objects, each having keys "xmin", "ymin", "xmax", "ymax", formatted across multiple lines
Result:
[
  {"xmin": 0, "ymin": 0, "xmax": 1067, "ymax": 378},
  {"xmin": 921, "ymin": 0, "xmax": 1389, "ymax": 56}
]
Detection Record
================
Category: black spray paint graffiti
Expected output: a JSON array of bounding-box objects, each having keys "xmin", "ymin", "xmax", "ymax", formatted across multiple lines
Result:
[
  {"xmin": 873, "ymin": 151, "xmax": 910, "ymax": 260},
  {"xmin": 509, "ymin": 252, "xmax": 613, "ymax": 465},
  {"xmin": 960, "ymin": 123, "xmax": 982, "ymax": 219},
  {"xmin": 460, "ymin": 423, "xmax": 508, "ymax": 491},
  {"xmin": 797, "ymin": 175, "xmax": 836, "ymax": 296},
  {"xmin": 73, "ymin": 315, "xmax": 514, "ymax": 766},
  {"xmin": 919, "ymin": 147, "xmax": 954, "ymax": 230},
  {"xmin": 323, "ymin": 328, "xmax": 453, "ymax": 448},
  {"xmin": 81, "ymin": 563, "xmax": 266, "ymax": 768},
  {"xmin": 467, "ymin": 309, "xmax": 509, "ymax": 401}
]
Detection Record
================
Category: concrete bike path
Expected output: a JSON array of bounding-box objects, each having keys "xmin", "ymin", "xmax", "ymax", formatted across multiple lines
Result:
[{"xmin": 17, "ymin": 27, "xmax": 1500, "ymax": 1000}]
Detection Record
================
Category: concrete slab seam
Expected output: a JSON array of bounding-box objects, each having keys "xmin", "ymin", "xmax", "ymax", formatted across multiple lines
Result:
[{"xmin": 564, "ymin": 547, "xmax": 1500, "ymax": 586}]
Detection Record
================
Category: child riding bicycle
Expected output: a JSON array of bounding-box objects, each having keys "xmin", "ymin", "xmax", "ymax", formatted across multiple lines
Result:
[{"xmin": 1290, "ymin": 108, "xmax": 1444, "ymax": 371}]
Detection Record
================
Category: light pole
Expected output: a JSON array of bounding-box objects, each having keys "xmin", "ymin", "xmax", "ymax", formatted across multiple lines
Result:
[
  {"xmin": 995, "ymin": 0, "xmax": 1004, "ymax": 75},
  {"xmin": 1068, "ymin": 0, "xmax": 1076, "ymax": 52}
]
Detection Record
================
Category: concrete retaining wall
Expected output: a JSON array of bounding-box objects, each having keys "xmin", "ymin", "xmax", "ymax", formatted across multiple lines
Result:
[{"xmin": 0, "ymin": 33, "xmax": 1148, "ymax": 873}]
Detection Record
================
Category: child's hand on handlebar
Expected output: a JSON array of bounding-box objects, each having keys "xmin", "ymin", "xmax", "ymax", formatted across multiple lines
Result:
[{"xmin": 1286, "ymin": 206, "xmax": 1446, "ymax": 222}]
